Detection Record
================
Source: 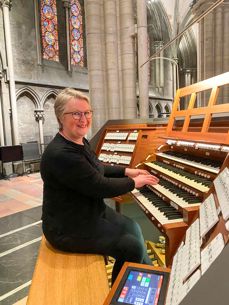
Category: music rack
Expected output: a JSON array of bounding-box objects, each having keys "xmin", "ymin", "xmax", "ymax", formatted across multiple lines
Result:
[{"xmin": 166, "ymin": 72, "xmax": 229, "ymax": 145}]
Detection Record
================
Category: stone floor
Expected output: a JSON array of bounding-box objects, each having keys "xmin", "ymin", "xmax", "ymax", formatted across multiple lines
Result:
[{"xmin": 0, "ymin": 173, "xmax": 43, "ymax": 305}]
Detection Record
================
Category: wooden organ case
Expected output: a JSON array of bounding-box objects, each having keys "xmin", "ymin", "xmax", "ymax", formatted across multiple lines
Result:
[
  {"xmin": 94, "ymin": 120, "xmax": 168, "ymax": 206},
  {"xmin": 95, "ymin": 121, "xmax": 167, "ymax": 169},
  {"xmin": 131, "ymin": 72, "xmax": 229, "ymax": 266}
]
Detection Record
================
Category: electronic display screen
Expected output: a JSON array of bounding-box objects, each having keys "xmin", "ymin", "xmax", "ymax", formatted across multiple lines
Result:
[
  {"xmin": 110, "ymin": 266, "xmax": 169, "ymax": 305},
  {"xmin": 117, "ymin": 270, "xmax": 163, "ymax": 305}
]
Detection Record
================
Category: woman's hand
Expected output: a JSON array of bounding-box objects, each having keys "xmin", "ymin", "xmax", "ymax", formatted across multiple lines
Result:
[
  {"xmin": 132, "ymin": 174, "xmax": 159, "ymax": 188},
  {"xmin": 125, "ymin": 168, "xmax": 150, "ymax": 178}
]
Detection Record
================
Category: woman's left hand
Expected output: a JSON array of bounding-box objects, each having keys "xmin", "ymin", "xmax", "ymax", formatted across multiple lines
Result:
[{"xmin": 125, "ymin": 168, "xmax": 150, "ymax": 178}]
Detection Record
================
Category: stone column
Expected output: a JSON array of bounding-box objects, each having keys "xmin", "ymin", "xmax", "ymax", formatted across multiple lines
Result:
[
  {"xmin": 34, "ymin": 110, "xmax": 45, "ymax": 153},
  {"xmin": 137, "ymin": 0, "xmax": 149, "ymax": 118},
  {"xmin": 0, "ymin": 72, "xmax": 12, "ymax": 145},
  {"xmin": 33, "ymin": 0, "xmax": 42, "ymax": 65},
  {"xmin": 184, "ymin": 69, "xmax": 192, "ymax": 87},
  {"xmin": 150, "ymin": 41, "xmax": 164, "ymax": 94},
  {"xmin": 194, "ymin": 0, "xmax": 229, "ymax": 80},
  {"xmin": 172, "ymin": 57, "xmax": 178, "ymax": 98},
  {"xmin": 223, "ymin": 1, "xmax": 229, "ymax": 102},
  {"xmin": 0, "ymin": 0, "xmax": 19, "ymax": 144},
  {"xmin": 116, "ymin": 0, "xmax": 123, "ymax": 118},
  {"xmin": 184, "ymin": 68, "xmax": 192, "ymax": 109},
  {"xmin": 119, "ymin": 0, "xmax": 137, "ymax": 118},
  {"xmin": 104, "ymin": 0, "xmax": 120, "ymax": 119},
  {"xmin": 62, "ymin": 0, "xmax": 71, "ymax": 72},
  {"xmin": 85, "ymin": 0, "xmax": 106, "ymax": 135},
  {"xmin": 0, "ymin": 71, "xmax": 5, "ymax": 146}
]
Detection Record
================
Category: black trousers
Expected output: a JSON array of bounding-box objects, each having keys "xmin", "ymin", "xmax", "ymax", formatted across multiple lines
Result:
[{"xmin": 43, "ymin": 205, "xmax": 152, "ymax": 284}]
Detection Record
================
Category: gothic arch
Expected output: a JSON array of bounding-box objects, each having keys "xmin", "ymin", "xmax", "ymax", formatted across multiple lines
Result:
[
  {"xmin": 155, "ymin": 103, "xmax": 163, "ymax": 118},
  {"xmin": 41, "ymin": 89, "xmax": 58, "ymax": 107},
  {"xmin": 149, "ymin": 100, "xmax": 154, "ymax": 118},
  {"xmin": 177, "ymin": 9, "xmax": 197, "ymax": 85},
  {"xmin": 164, "ymin": 103, "xmax": 171, "ymax": 117},
  {"xmin": 16, "ymin": 87, "xmax": 40, "ymax": 144},
  {"xmin": 42, "ymin": 90, "xmax": 59, "ymax": 142},
  {"xmin": 16, "ymin": 87, "xmax": 40, "ymax": 108},
  {"xmin": 147, "ymin": 0, "xmax": 172, "ymax": 44}
]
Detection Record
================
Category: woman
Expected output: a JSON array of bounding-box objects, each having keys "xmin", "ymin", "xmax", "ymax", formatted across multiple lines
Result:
[{"xmin": 40, "ymin": 88, "xmax": 159, "ymax": 284}]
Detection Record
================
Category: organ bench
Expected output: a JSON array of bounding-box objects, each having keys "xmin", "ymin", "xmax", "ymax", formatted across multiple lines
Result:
[{"xmin": 26, "ymin": 236, "xmax": 109, "ymax": 305}]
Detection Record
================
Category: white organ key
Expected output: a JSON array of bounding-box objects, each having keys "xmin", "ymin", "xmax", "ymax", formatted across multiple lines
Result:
[
  {"xmin": 156, "ymin": 152, "xmax": 219, "ymax": 174},
  {"xmin": 145, "ymin": 162, "xmax": 209, "ymax": 192},
  {"xmin": 195, "ymin": 143, "xmax": 221, "ymax": 151},
  {"xmin": 105, "ymin": 132, "xmax": 128, "ymax": 140},
  {"xmin": 150, "ymin": 183, "xmax": 200, "ymax": 208},
  {"xmin": 131, "ymin": 189, "xmax": 184, "ymax": 225},
  {"xmin": 127, "ymin": 132, "xmax": 139, "ymax": 141}
]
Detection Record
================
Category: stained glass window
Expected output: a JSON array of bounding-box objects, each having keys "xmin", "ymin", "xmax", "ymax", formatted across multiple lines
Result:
[
  {"xmin": 70, "ymin": 0, "xmax": 84, "ymax": 67},
  {"xmin": 40, "ymin": 0, "xmax": 59, "ymax": 61}
]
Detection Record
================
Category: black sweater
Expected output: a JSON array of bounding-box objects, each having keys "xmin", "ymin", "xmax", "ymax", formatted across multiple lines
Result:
[{"xmin": 40, "ymin": 133, "xmax": 135, "ymax": 237}]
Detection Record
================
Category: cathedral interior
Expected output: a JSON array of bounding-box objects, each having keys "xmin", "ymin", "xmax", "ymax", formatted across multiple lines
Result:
[{"xmin": 0, "ymin": 0, "xmax": 228, "ymax": 304}]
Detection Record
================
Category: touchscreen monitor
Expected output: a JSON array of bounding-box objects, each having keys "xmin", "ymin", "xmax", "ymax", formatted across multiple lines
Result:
[{"xmin": 108, "ymin": 264, "xmax": 169, "ymax": 305}]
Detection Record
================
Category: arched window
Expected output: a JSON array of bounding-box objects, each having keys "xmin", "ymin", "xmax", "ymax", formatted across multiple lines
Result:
[
  {"xmin": 164, "ymin": 104, "xmax": 171, "ymax": 117},
  {"xmin": 70, "ymin": 0, "xmax": 84, "ymax": 67},
  {"xmin": 40, "ymin": 0, "xmax": 59, "ymax": 62}
]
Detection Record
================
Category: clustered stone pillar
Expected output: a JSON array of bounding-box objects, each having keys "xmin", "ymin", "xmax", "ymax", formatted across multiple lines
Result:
[
  {"xmin": 137, "ymin": 0, "xmax": 149, "ymax": 118},
  {"xmin": 194, "ymin": 0, "xmax": 229, "ymax": 105},
  {"xmin": 85, "ymin": 0, "xmax": 107, "ymax": 135},
  {"xmin": 0, "ymin": 71, "xmax": 4, "ymax": 146},
  {"xmin": 119, "ymin": 0, "xmax": 137, "ymax": 119},
  {"xmin": 34, "ymin": 110, "xmax": 45, "ymax": 153},
  {"xmin": 85, "ymin": 0, "xmax": 137, "ymax": 133},
  {"xmin": 194, "ymin": 0, "xmax": 229, "ymax": 82},
  {"xmin": 0, "ymin": 0, "xmax": 19, "ymax": 145},
  {"xmin": 151, "ymin": 41, "xmax": 164, "ymax": 93},
  {"xmin": 104, "ymin": 0, "xmax": 120, "ymax": 119}
]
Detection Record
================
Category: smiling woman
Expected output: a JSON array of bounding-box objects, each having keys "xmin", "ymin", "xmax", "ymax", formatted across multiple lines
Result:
[
  {"xmin": 53, "ymin": 88, "xmax": 92, "ymax": 144},
  {"xmin": 40, "ymin": 88, "xmax": 159, "ymax": 284}
]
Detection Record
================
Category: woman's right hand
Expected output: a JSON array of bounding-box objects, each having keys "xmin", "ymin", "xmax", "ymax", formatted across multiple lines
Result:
[{"xmin": 133, "ymin": 174, "xmax": 159, "ymax": 188}]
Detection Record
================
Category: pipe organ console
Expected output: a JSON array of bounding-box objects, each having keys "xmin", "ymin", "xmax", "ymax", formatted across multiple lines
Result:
[
  {"xmin": 131, "ymin": 72, "xmax": 229, "ymax": 266},
  {"xmin": 95, "ymin": 72, "xmax": 229, "ymax": 269}
]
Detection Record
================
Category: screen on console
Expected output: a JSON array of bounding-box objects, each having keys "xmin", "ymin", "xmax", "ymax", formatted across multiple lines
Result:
[
  {"xmin": 111, "ymin": 266, "xmax": 169, "ymax": 305},
  {"xmin": 118, "ymin": 270, "xmax": 163, "ymax": 305}
]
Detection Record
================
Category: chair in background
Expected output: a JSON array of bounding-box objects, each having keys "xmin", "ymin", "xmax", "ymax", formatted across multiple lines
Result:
[
  {"xmin": 0, "ymin": 145, "xmax": 23, "ymax": 178},
  {"xmin": 22, "ymin": 141, "xmax": 41, "ymax": 174}
]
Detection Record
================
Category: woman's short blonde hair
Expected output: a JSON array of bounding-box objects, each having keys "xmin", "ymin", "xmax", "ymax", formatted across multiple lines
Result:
[{"xmin": 54, "ymin": 88, "xmax": 90, "ymax": 130}]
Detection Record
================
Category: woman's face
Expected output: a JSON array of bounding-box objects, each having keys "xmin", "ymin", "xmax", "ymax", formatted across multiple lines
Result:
[{"xmin": 60, "ymin": 98, "xmax": 92, "ymax": 142}]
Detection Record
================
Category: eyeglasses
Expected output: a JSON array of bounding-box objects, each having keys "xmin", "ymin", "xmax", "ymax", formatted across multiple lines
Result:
[{"xmin": 63, "ymin": 110, "xmax": 93, "ymax": 120}]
